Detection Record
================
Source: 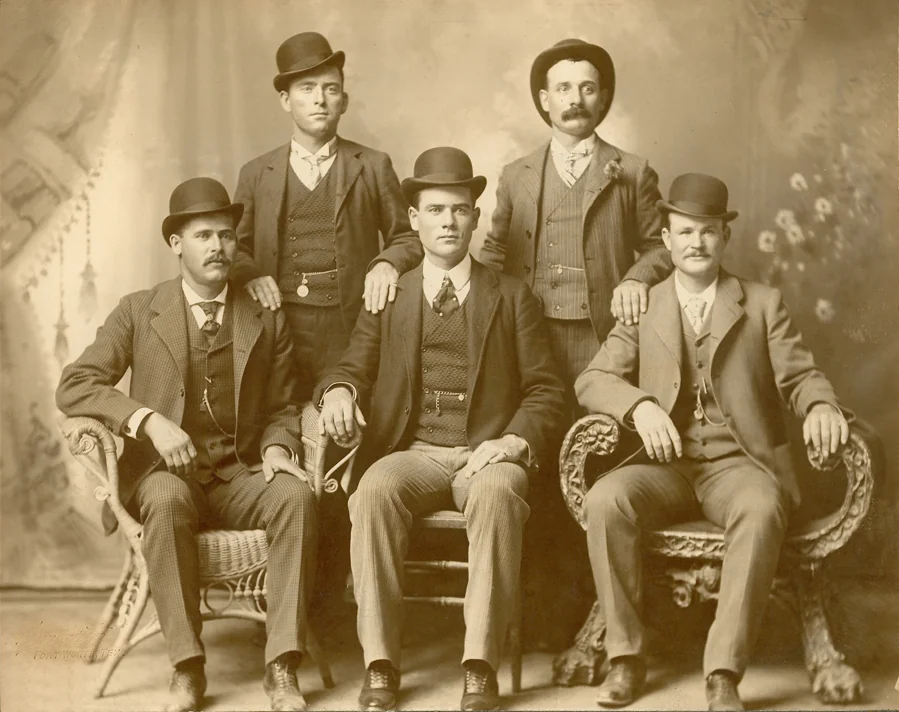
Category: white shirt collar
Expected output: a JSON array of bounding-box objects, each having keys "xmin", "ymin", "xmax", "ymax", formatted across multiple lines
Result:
[
  {"xmin": 674, "ymin": 272, "xmax": 718, "ymax": 310},
  {"xmin": 550, "ymin": 133, "xmax": 597, "ymax": 158},
  {"xmin": 290, "ymin": 136, "xmax": 338, "ymax": 160},
  {"xmin": 422, "ymin": 253, "xmax": 472, "ymax": 289},
  {"xmin": 181, "ymin": 279, "xmax": 228, "ymax": 306}
]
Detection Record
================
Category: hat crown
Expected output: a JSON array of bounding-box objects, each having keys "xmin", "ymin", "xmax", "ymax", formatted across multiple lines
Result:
[
  {"xmin": 667, "ymin": 173, "xmax": 730, "ymax": 214},
  {"xmin": 413, "ymin": 146, "xmax": 475, "ymax": 181},
  {"xmin": 276, "ymin": 32, "xmax": 335, "ymax": 72},
  {"xmin": 169, "ymin": 177, "xmax": 232, "ymax": 215}
]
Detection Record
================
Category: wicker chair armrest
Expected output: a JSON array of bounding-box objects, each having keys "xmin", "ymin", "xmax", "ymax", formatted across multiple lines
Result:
[
  {"xmin": 300, "ymin": 402, "xmax": 360, "ymax": 500},
  {"xmin": 559, "ymin": 413, "xmax": 621, "ymax": 530},
  {"xmin": 59, "ymin": 416, "xmax": 142, "ymax": 540}
]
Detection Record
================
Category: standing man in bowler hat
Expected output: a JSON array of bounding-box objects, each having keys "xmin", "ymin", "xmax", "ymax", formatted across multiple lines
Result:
[
  {"xmin": 57, "ymin": 178, "xmax": 318, "ymax": 712},
  {"xmin": 575, "ymin": 173, "xmax": 850, "ymax": 710},
  {"xmin": 316, "ymin": 148, "xmax": 566, "ymax": 711}
]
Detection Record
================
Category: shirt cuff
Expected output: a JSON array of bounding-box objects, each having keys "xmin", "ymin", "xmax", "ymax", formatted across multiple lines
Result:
[
  {"xmin": 123, "ymin": 407, "xmax": 154, "ymax": 439},
  {"xmin": 317, "ymin": 382, "xmax": 358, "ymax": 408},
  {"xmin": 623, "ymin": 396, "xmax": 657, "ymax": 428},
  {"xmin": 502, "ymin": 432, "xmax": 535, "ymax": 468}
]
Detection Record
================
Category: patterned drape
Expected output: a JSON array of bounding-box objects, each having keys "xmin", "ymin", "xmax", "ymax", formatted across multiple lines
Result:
[{"xmin": 1, "ymin": 0, "xmax": 895, "ymax": 587}]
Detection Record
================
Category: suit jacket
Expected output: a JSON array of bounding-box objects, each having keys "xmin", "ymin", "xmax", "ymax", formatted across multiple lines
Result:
[
  {"xmin": 480, "ymin": 137, "xmax": 672, "ymax": 345},
  {"xmin": 231, "ymin": 136, "xmax": 423, "ymax": 329},
  {"xmin": 57, "ymin": 278, "xmax": 303, "ymax": 515},
  {"xmin": 314, "ymin": 258, "xmax": 567, "ymax": 486},
  {"xmin": 574, "ymin": 271, "xmax": 850, "ymax": 506}
]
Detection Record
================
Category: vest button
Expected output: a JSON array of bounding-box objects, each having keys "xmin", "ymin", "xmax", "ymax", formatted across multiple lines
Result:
[
  {"xmin": 425, "ymin": 408, "xmax": 431, "ymax": 414},
  {"xmin": 693, "ymin": 383, "xmax": 700, "ymax": 391},
  {"xmin": 428, "ymin": 427, "xmax": 434, "ymax": 433},
  {"xmin": 526, "ymin": 230, "xmax": 532, "ymax": 239},
  {"xmin": 294, "ymin": 270, "xmax": 300, "ymax": 276},
  {"xmin": 403, "ymin": 407, "xmax": 409, "ymax": 414},
  {"xmin": 551, "ymin": 282, "xmax": 558, "ymax": 289},
  {"xmin": 423, "ymin": 367, "xmax": 429, "ymax": 373},
  {"xmin": 554, "ymin": 305, "xmax": 561, "ymax": 311},
  {"xmin": 424, "ymin": 388, "xmax": 430, "ymax": 394},
  {"xmin": 581, "ymin": 302, "xmax": 588, "ymax": 310},
  {"xmin": 673, "ymin": 382, "xmax": 679, "ymax": 388},
  {"xmin": 697, "ymin": 362, "xmax": 704, "ymax": 369},
  {"xmin": 290, "ymin": 236, "xmax": 297, "ymax": 241},
  {"xmin": 292, "ymin": 251, "xmax": 298, "ymax": 258},
  {"xmin": 330, "ymin": 273, "xmax": 336, "ymax": 280},
  {"xmin": 326, "ymin": 295, "xmax": 333, "ymax": 300},
  {"xmin": 548, "ymin": 242, "xmax": 555, "ymax": 247},
  {"xmin": 524, "ymin": 265, "xmax": 531, "ymax": 274}
]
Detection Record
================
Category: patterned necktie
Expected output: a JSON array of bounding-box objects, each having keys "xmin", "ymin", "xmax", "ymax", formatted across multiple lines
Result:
[
  {"xmin": 303, "ymin": 154, "xmax": 331, "ymax": 188},
  {"xmin": 563, "ymin": 145, "xmax": 592, "ymax": 184},
  {"xmin": 432, "ymin": 274, "xmax": 459, "ymax": 317},
  {"xmin": 198, "ymin": 301, "xmax": 220, "ymax": 336},
  {"xmin": 685, "ymin": 296, "xmax": 706, "ymax": 334}
]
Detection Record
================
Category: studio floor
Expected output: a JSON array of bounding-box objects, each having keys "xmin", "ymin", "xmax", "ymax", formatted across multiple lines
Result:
[{"xmin": 1, "ymin": 588, "xmax": 898, "ymax": 712}]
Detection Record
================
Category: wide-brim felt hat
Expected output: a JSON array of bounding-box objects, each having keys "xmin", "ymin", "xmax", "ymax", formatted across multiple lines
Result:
[
  {"xmin": 401, "ymin": 147, "xmax": 487, "ymax": 206},
  {"xmin": 656, "ymin": 173, "xmax": 739, "ymax": 222},
  {"xmin": 161, "ymin": 177, "xmax": 244, "ymax": 243},
  {"xmin": 273, "ymin": 32, "xmax": 345, "ymax": 92},
  {"xmin": 530, "ymin": 38, "xmax": 615, "ymax": 126}
]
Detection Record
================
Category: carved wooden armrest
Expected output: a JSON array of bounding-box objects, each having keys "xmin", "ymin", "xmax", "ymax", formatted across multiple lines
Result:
[
  {"xmin": 559, "ymin": 413, "xmax": 621, "ymax": 531},
  {"xmin": 59, "ymin": 416, "xmax": 142, "ymax": 541}
]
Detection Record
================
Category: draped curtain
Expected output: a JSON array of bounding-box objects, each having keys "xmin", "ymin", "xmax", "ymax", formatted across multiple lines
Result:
[{"xmin": 1, "ymin": 0, "xmax": 896, "ymax": 587}]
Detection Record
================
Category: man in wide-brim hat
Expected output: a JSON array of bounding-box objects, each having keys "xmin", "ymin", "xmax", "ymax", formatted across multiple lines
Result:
[
  {"xmin": 575, "ymin": 173, "xmax": 850, "ymax": 711},
  {"xmin": 57, "ymin": 177, "xmax": 320, "ymax": 712},
  {"xmin": 316, "ymin": 147, "xmax": 566, "ymax": 712}
]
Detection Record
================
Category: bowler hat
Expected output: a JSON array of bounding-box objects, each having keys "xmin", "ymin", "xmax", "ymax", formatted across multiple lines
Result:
[
  {"xmin": 401, "ymin": 147, "xmax": 487, "ymax": 206},
  {"xmin": 273, "ymin": 32, "xmax": 345, "ymax": 92},
  {"xmin": 656, "ymin": 173, "xmax": 739, "ymax": 222},
  {"xmin": 530, "ymin": 39, "xmax": 615, "ymax": 126},
  {"xmin": 161, "ymin": 178, "xmax": 244, "ymax": 243}
]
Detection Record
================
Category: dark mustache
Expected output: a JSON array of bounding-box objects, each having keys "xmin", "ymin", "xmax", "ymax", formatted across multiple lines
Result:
[
  {"xmin": 562, "ymin": 105, "xmax": 590, "ymax": 120},
  {"xmin": 204, "ymin": 256, "xmax": 231, "ymax": 265}
]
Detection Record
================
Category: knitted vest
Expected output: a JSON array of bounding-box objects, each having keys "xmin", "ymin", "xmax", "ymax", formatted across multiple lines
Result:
[
  {"xmin": 180, "ymin": 299, "xmax": 241, "ymax": 482},
  {"xmin": 278, "ymin": 164, "xmax": 339, "ymax": 306},
  {"xmin": 533, "ymin": 162, "xmax": 589, "ymax": 320},
  {"xmin": 669, "ymin": 305, "xmax": 741, "ymax": 462},
  {"xmin": 413, "ymin": 295, "xmax": 470, "ymax": 447}
]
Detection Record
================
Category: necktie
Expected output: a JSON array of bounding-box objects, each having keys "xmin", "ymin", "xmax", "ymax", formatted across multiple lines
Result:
[
  {"xmin": 432, "ymin": 274, "xmax": 459, "ymax": 317},
  {"xmin": 563, "ymin": 146, "xmax": 592, "ymax": 184},
  {"xmin": 198, "ymin": 301, "xmax": 220, "ymax": 336},
  {"xmin": 685, "ymin": 296, "xmax": 706, "ymax": 334},
  {"xmin": 303, "ymin": 153, "xmax": 331, "ymax": 188}
]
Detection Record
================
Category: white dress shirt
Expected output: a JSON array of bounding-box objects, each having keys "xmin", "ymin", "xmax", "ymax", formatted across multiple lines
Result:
[
  {"xmin": 422, "ymin": 253, "xmax": 473, "ymax": 307},
  {"xmin": 550, "ymin": 133, "xmax": 597, "ymax": 187},
  {"xmin": 674, "ymin": 273, "xmax": 718, "ymax": 333},
  {"xmin": 290, "ymin": 136, "xmax": 338, "ymax": 190}
]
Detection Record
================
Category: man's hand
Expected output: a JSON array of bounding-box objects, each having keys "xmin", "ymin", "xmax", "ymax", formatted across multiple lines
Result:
[
  {"xmin": 803, "ymin": 403, "xmax": 849, "ymax": 458},
  {"xmin": 319, "ymin": 387, "xmax": 367, "ymax": 448},
  {"xmin": 611, "ymin": 280, "xmax": 649, "ymax": 326},
  {"xmin": 244, "ymin": 276, "xmax": 282, "ymax": 311},
  {"xmin": 457, "ymin": 434, "xmax": 528, "ymax": 479},
  {"xmin": 364, "ymin": 261, "xmax": 399, "ymax": 314},
  {"xmin": 261, "ymin": 446, "xmax": 309, "ymax": 485},
  {"xmin": 632, "ymin": 400, "xmax": 682, "ymax": 463},
  {"xmin": 141, "ymin": 413, "xmax": 197, "ymax": 476}
]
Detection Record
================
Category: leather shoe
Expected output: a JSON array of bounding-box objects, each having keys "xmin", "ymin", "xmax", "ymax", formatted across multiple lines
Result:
[
  {"xmin": 461, "ymin": 660, "xmax": 499, "ymax": 711},
  {"xmin": 263, "ymin": 653, "xmax": 307, "ymax": 711},
  {"xmin": 164, "ymin": 659, "xmax": 206, "ymax": 712},
  {"xmin": 595, "ymin": 656, "xmax": 646, "ymax": 708},
  {"xmin": 359, "ymin": 660, "xmax": 400, "ymax": 711},
  {"xmin": 706, "ymin": 670, "xmax": 743, "ymax": 711}
]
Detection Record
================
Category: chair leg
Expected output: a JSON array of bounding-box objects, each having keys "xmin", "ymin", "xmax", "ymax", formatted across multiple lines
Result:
[
  {"xmin": 87, "ymin": 549, "xmax": 134, "ymax": 663},
  {"xmin": 305, "ymin": 627, "xmax": 334, "ymax": 689},
  {"xmin": 551, "ymin": 600, "xmax": 607, "ymax": 686},
  {"xmin": 796, "ymin": 563, "xmax": 863, "ymax": 703},
  {"xmin": 508, "ymin": 587, "xmax": 523, "ymax": 693},
  {"xmin": 94, "ymin": 570, "xmax": 151, "ymax": 698}
]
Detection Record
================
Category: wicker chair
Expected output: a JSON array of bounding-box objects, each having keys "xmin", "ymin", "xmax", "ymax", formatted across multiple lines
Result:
[
  {"xmin": 60, "ymin": 404, "xmax": 355, "ymax": 699},
  {"xmin": 404, "ymin": 510, "xmax": 523, "ymax": 693},
  {"xmin": 550, "ymin": 413, "xmax": 882, "ymax": 705}
]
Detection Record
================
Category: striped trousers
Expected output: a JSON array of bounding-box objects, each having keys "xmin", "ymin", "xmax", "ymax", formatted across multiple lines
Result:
[{"xmin": 349, "ymin": 440, "xmax": 530, "ymax": 670}]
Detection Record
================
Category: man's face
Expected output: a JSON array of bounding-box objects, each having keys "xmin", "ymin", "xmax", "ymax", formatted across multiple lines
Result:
[
  {"xmin": 409, "ymin": 186, "xmax": 480, "ymax": 268},
  {"xmin": 169, "ymin": 213, "xmax": 237, "ymax": 289},
  {"xmin": 279, "ymin": 65, "xmax": 348, "ymax": 140},
  {"xmin": 662, "ymin": 213, "xmax": 730, "ymax": 282},
  {"xmin": 539, "ymin": 59, "xmax": 606, "ymax": 138}
]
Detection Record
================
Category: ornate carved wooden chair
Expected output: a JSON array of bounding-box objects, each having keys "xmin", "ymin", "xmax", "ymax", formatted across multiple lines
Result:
[
  {"xmin": 60, "ymin": 404, "xmax": 355, "ymax": 699},
  {"xmin": 551, "ymin": 413, "xmax": 882, "ymax": 705},
  {"xmin": 404, "ymin": 510, "xmax": 523, "ymax": 693}
]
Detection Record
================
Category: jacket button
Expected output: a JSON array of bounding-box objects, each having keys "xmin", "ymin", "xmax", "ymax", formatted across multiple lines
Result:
[
  {"xmin": 673, "ymin": 382, "xmax": 679, "ymax": 388},
  {"xmin": 403, "ymin": 407, "xmax": 409, "ymax": 414},
  {"xmin": 524, "ymin": 265, "xmax": 531, "ymax": 274},
  {"xmin": 526, "ymin": 231, "xmax": 532, "ymax": 239},
  {"xmin": 581, "ymin": 303, "xmax": 588, "ymax": 310}
]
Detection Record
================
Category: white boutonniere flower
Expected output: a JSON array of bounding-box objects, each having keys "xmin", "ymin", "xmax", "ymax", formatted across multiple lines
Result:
[{"xmin": 603, "ymin": 158, "xmax": 623, "ymax": 181}]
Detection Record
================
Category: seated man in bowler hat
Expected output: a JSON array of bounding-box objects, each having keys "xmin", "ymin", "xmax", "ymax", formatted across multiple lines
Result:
[
  {"xmin": 574, "ymin": 173, "xmax": 851, "ymax": 711},
  {"xmin": 57, "ymin": 178, "xmax": 316, "ymax": 712},
  {"xmin": 315, "ymin": 147, "xmax": 566, "ymax": 711}
]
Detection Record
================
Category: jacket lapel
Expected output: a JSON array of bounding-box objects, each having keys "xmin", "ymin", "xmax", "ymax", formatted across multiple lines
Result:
[
  {"xmin": 334, "ymin": 137, "xmax": 364, "ymax": 218},
  {"xmin": 646, "ymin": 275, "xmax": 684, "ymax": 370},
  {"xmin": 397, "ymin": 264, "xmax": 424, "ymax": 392},
  {"xmin": 581, "ymin": 137, "xmax": 620, "ymax": 227},
  {"xmin": 229, "ymin": 289, "xmax": 264, "ymax": 418},
  {"xmin": 466, "ymin": 261, "xmax": 501, "ymax": 397},
  {"xmin": 149, "ymin": 278, "xmax": 190, "ymax": 386},
  {"xmin": 520, "ymin": 144, "xmax": 547, "ymax": 204},
  {"xmin": 261, "ymin": 144, "xmax": 290, "ymax": 242},
  {"xmin": 708, "ymin": 271, "xmax": 745, "ymax": 365}
]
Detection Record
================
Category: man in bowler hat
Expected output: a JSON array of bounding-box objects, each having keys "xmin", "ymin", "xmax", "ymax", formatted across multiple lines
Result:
[
  {"xmin": 575, "ymin": 173, "xmax": 850, "ymax": 710},
  {"xmin": 57, "ymin": 179, "xmax": 316, "ymax": 712},
  {"xmin": 316, "ymin": 148, "xmax": 566, "ymax": 711}
]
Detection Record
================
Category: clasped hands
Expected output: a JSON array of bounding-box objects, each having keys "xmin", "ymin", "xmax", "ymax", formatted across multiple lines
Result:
[{"xmin": 631, "ymin": 400, "xmax": 849, "ymax": 464}]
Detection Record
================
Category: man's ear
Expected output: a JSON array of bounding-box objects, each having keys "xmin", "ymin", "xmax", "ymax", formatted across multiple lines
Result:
[
  {"xmin": 408, "ymin": 205, "xmax": 419, "ymax": 232},
  {"xmin": 340, "ymin": 92, "xmax": 349, "ymax": 116},
  {"xmin": 723, "ymin": 224, "xmax": 732, "ymax": 243},
  {"xmin": 169, "ymin": 234, "xmax": 183, "ymax": 256},
  {"xmin": 538, "ymin": 88, "xmax": 550, "ymax": 113},
  {"xmin": 279, "ymin": 90, "xmax": 291, "ymax": 114},
  {"xmin": 472, "ymin": 206, "xmax": 481, "ymax": 230},
  {"xmin": 661, "ymin": 226, "xmax": 672, "ymax": 251}
]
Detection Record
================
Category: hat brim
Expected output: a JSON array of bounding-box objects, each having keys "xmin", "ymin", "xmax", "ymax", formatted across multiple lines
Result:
[
  {"xmin": 162, "ymin": 203, "xmax": 244, "ymax": 244},
  {"xmin": 273, "ymin": 50, "xmax": 346, "ymax": 91},
  {"xmin": 401, "ymin": 176, "xmax": 487, "ymax": 206},
  {"xmin": 656, "ymin": 200, "xmax": 739, "ymax": 222},
  {"xmin": 530, "ymin": 43, "xmax": 615, "ymax": 127}
]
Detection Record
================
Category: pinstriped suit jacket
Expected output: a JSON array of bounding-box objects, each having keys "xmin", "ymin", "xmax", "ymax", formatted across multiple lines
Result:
[
  {"xmin": 480, "ymin": 137, "xmax": 672, "ymax": 345},
  {"xmin": 574, "ymin": 271, "xmax": 849, "ymax": 506},
  {"xmin": 56, "ymin": 277, "xmax": 304, "ymax": 513}
]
